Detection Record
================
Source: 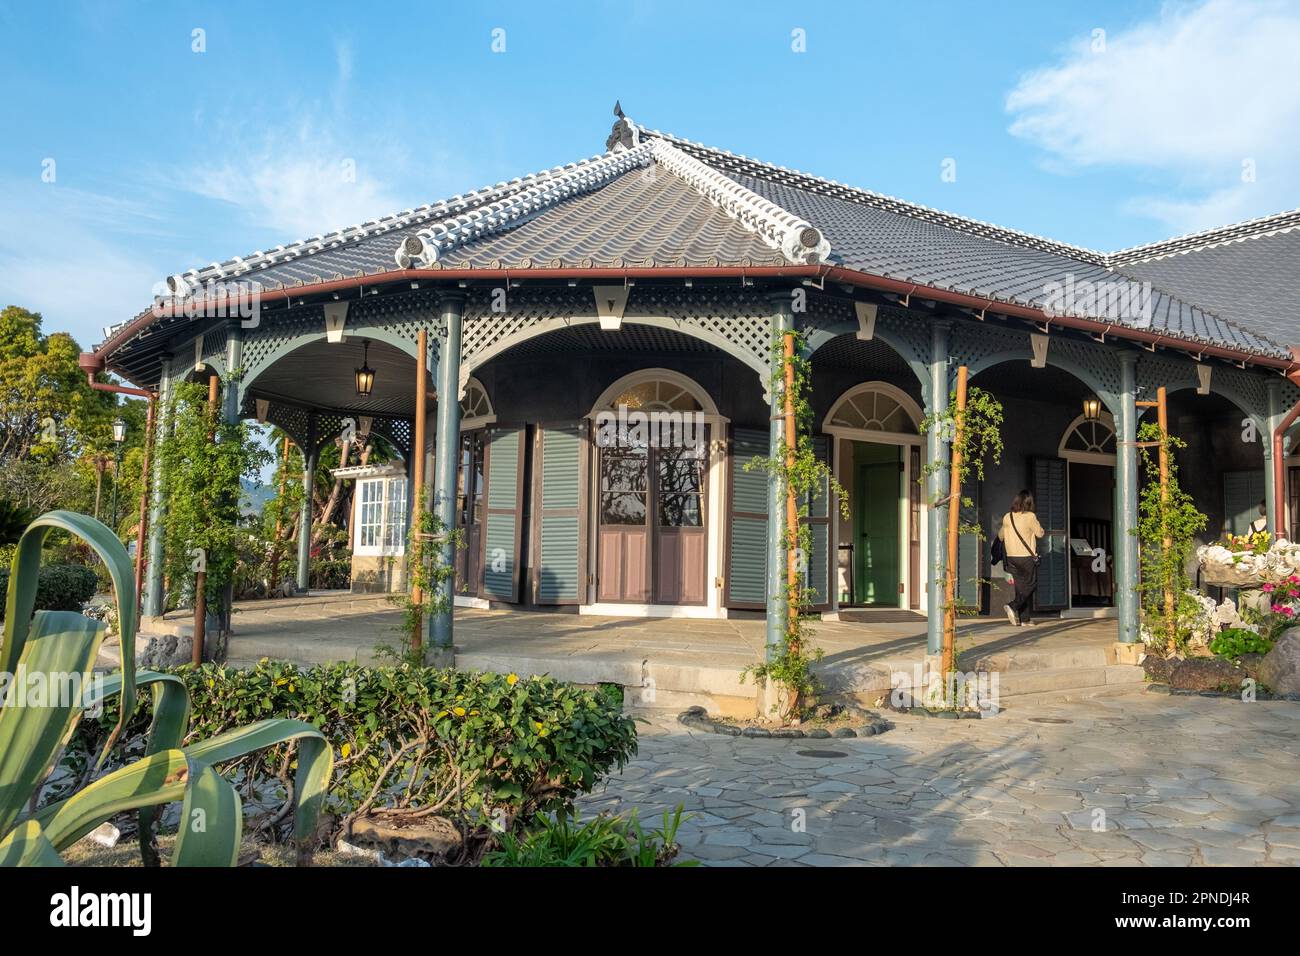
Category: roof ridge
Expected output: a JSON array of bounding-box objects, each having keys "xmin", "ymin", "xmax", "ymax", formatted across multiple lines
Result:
[
  {"xmin": 1107, "ymin": 207, "xmax": 1300, "ymax": 264},
  {"xmin": 636, "ymin": 125, "xmax": 1112, "ymax": 266},
  {"xmin": 400, "ymin": 135, "xmax": 832, "ymax": 268},
  {"xmin": 167, "ymin": 152, "xmax": 607, "ymax": 291},
  {"xmin": 399, "ymin": 141, "xmax": 657, "ymax": 267}
]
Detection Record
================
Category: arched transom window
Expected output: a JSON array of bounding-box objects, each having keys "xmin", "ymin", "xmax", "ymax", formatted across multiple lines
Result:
[
  {"xmin": 826, "ymin": 385, "xmax": 919, "ymax": 434},
  {"xmin": 460, "ymin": 377, "xmax": 495, "ymax": 428},
  {"xmin": 589, "ymin": 369, "xmax": 718, "ymax": 417},
  {"xmin": 1059, "ymin": 413, "xmax": 1117, "ymax": 463},
  {"xmin": 610, "ymin": 379, "xmax": 704, "ymax": 413}
]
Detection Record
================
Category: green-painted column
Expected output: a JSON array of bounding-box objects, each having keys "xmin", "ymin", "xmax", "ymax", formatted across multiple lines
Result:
[
  {"xmin": 142, "ymin": 360, "xmax": 173, "ymax": 618},
  {"xmin": 765, "ymin": 295, "xmax": 793, "ymax": 661},
  {"xmin": 925, "ymin": 321, "xmax": 951, "ymax": 655},
  {"xmin": 1115, "ymin": 352, "xmax": 1140, "ymax": 643},
  {"xmin": 296, "ymin": 427, "xmax": 317, "ymax": 594},
  {"xmin": 431, "ymin": 293, "xmax": 464, "ymax": 650},
  {"xmin": 1265, "ymin": 380, "xmax": 1283, "ymax": 534},
  {"xmin": 223, "ymin": 320, "xmax": 244, "ymax": 425}
]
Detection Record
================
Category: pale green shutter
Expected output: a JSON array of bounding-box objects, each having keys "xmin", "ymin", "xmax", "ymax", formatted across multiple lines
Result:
[
  {"xmin": 531, "ymin": 422, "xmax": 586, "ymax": 605},
  {"xmin": 1033, "ymin": 457, "xmax": 1068, "ymax": 610},
  {"xmin": 806, "ymin": 435, "xmax": 833, "ymax": 610},
  {"xmin": 481, "ymin": 427, "xmax": 524, "ymax": 602},
  {"xmin": 726, "ymin": 427, "xmax": 769, "ymax": 609},
  {"xmin": 1223, "ymin": 471, "xmax": 1265, "ymax": 536},
  {"xmin": 956, "ymin": 480, "xmax": 981, "ymax": 612}
]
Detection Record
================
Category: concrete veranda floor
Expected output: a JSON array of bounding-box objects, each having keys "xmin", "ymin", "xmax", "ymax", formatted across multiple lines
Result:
[{"xmin": 160, "ymin": 590, "xmax": 1130, "ymax": 708}]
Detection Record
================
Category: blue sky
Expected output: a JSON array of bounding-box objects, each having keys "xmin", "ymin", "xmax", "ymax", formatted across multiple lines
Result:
[{"xmin": 2, "ymin": 0, "xmax": 1298, "ymax": 350}]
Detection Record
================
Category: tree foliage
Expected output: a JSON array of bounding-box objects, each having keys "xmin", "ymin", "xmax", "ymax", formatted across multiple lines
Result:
[{"xmin": 157, "ymin": 377, "xmax": 270, "ymax": 609}]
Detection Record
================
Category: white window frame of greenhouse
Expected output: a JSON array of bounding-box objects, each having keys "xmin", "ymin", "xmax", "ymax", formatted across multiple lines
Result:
[{"xmin": 335, "ymin": 464, "xmax": 409, "ymax": 558}]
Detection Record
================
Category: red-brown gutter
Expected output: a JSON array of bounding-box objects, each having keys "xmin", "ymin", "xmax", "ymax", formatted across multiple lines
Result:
[
  {"xmin": 81, "ymin": 263, "xmax": 1300, "ymax": 381},
  {"xmin": 1272, "ymin": 347, "xmax": 1300, "ymax": 538}
]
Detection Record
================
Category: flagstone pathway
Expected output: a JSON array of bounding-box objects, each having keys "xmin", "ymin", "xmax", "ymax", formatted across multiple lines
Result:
[{"xmin": 578, "ymin": 692, "xmax": 1300, "ymax": 866}]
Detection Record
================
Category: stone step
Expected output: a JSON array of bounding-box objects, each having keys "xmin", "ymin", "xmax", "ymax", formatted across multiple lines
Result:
[
  {"xmin": 995, "ymin": 681, "xmax": 1148, "ymax": 708},
  {"xmin": 961, "ymin": 644, "xmax": 1113, "ymax": 672},
  {"xmin": 994, "ymin": 664, "xmax": 1144, "ymax": 698}
]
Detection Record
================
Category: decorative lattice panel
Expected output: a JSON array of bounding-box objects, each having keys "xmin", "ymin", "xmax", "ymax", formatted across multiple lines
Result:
[
  {"xmin": 802, "ymin": 298, "xmax": 933, "ymax": 398},
  {"xmin": 240, "ymin": 394, "xmax": 414, "ymax": 461},
  {"xmin": 241, "ymin": 290, "xmax": 441, "ymax": 388},
  {"xmin": 459, "ymin": 285, "xmax": 776, "ymax": 381},
  {"xmin": 949, "ymin": 320, "xmax": 1124, "ymax": 414},
  {"xmin": 1134, "ymin": 352, "xmax": 1272, "ymax": 427}
]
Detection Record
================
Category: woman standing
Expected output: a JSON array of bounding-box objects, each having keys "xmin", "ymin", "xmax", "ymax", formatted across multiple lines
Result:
[{"xmin": 998, "ymin": 490, "xmax": 1044, "ymax": 626}]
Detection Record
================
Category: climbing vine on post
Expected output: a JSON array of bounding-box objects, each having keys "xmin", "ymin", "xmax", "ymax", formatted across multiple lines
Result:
[
  {"xmin": 156, "ymin": 376, "xmax": 270, "ymax": 639},
  {"xmin": 743, "ymin": 329, "xmax": 848, "ymax": 720},
  {"xmin": 1133, "ymin": 420, "xmax": 1206, "ymax": 655},
  {"xmin": 381, "ymin": 509, "xmax": 463, "ymax": 667},
  {"xmin": 920, "ymin": 376, "xmax": 1003, "ymax": 682}
]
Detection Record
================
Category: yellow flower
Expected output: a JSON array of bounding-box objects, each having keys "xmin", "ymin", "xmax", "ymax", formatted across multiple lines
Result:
[
  {"xmin": 453, "ymin": 706, "xmax": 467, "ymax": 717},
  {"xmin": 506, "ymin": 673, "xmax": 519, "ymax": 686},
  {"xmin": 340, "ymin": 742, "xmax": 351, "ymax": 758}
]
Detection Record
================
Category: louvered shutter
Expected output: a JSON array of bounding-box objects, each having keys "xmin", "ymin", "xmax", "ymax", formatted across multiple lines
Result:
[
  {"xmin": 805, "ymin": 435, "xmax": 833, "ymax": 611},
  {"xmin": 481, "ymin": 426, "xmax": 525, "ymax": 602},
  {"xmin": 531, "ymin": 421, "xmax": 587, "ymax": 605},
  {"xmin": 1033, "ymin": 457, "xmax": 1068, "ymax": 610},
  {"xmin": 957, "ymin": 479, "xmax": 982, "ymax": 612},
  {"xmin": 725, "ymin": 427, "xmax": 769, "ymax": 609},
  {"xmin": 1223, "ymin": 470, "xmax": 1265, "ymax": 536}
]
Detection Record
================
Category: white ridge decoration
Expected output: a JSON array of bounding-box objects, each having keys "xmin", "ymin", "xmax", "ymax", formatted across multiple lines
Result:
[
  {"xmin": 647, "ymin": 138, "xmax": 831, "ymax": 264},
  {"xmin": 400, "ymin": 142, "xmax": 657, "ymax": 268}
]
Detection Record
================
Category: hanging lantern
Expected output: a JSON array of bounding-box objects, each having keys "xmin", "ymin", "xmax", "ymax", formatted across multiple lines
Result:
[
  {"xmin": 1082, "ymin": 396, "xmax": 1102, "ymax": 422},
  {"xmin": 354, "ymin": 339, "xmax": 375, "ymax": 398}
]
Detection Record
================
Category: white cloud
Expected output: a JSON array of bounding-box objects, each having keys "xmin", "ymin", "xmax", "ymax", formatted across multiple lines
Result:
[
  {"xmin": 1006, "ymin": 0, "xmax": 1300, "ymax": 233},
  {"xmin": 188, "ymin": 134, "xmax": 409, "ymax": 240},
  {"xmin": 0, "ymin": 181, "xmax": 167, "ymax": 347}
]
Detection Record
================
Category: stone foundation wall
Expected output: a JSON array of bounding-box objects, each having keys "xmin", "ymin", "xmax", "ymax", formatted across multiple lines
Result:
[{"xmin": 351, "ymin": 555, "xmax": 407, "ymax": 593}]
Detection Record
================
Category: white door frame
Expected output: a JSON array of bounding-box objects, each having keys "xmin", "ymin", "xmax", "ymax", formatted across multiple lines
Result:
[
  {"xmin": 823, "ymin": 382, "xmax": 928, "ymax": 615},
  {"xmin": 1058, "ymin": 413, "xmax": 1118, "ymax": 612}
]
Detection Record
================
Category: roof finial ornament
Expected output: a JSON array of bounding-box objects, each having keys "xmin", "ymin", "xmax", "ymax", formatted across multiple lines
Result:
[{"xmin": 606, "ymin": 100, "xmax": 640, "ymax": 153}]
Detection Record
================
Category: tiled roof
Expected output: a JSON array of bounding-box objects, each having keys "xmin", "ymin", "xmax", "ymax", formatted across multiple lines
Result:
[
  {"xmin": 639, "ymin": 127, "xmax": 1293, "ymax": 358},
  {"xmin": 1110, "ymin": 213, "xmax": 1300, "ymax": 348},
  {"xmin": 97, "ymin": 117, "xmax": 1297, "ymax": 362}
]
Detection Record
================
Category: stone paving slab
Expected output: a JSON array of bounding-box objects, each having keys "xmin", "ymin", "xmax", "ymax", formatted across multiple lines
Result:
[{"xmin": 577, "ymin": 693, "xmax": 1300, "ymax": 867}]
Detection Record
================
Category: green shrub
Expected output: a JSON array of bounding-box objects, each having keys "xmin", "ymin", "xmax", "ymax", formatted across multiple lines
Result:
[
  {"xmin": 482, "ymin": 804, "xmax": 692, "ymax": 867},
  {"xmin": 0, "ymin": 562, "xmax": 98, "ymax": 615},
  {"xmin": 1209, "ymin": 627, "xmax": 1274, "ymax": 661},
  {"xmin": 73, "ymin": 660, "xmax": 637, "ymax": 835}
]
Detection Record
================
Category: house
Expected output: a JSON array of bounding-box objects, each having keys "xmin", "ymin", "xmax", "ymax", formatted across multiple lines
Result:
[{"xmin": 81, "ymin": 106, "xmax": 1300, "ymax": 664}]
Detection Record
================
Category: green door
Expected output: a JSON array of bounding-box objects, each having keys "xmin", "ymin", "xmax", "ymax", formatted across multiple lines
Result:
[{"xmin": 853, "ymin": 442, "xmax": 901, "ymax": 607}]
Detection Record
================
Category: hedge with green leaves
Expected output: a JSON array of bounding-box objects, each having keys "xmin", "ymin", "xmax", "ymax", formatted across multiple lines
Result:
[
  {"xmin": 72, "ymin": 660, "xmax": 637, "ymax": 832},
  {"xmin": 0, "ymin": 563, "xmax": 98, "ymax": 615}
]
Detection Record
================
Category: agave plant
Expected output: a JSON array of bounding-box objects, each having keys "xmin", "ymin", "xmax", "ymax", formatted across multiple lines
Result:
[{"xmin": 0, "ymin": 510, "xmax": 333, "ymax": 866}]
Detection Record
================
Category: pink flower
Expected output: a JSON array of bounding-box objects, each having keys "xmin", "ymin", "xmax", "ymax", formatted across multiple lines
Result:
[
  {"xmin": 1290, "ymin": 589, "xmax": 1300, "ymax": 598},
  {"xmin": 1290, "ymin": 575, "xmax": 1300, "ymax": 584},
  {"xmin": 1263, "ymin": 582, "xmax": 1276, "ymax": 592}
]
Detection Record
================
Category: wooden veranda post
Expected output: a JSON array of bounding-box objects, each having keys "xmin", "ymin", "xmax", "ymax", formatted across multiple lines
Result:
[
  {"xmin": 192, "ymin": 373, "xmax": 220, "ymax": 666},
  {"xmin": 409, "ymin": 328, "xmax": 429, "ymax": 657},
  {"xmin": 782, "ymin": 330, "xmax": 800, "ymax": 655},
  {"xmin": 941, "ymin": 364, "xmax": 969, "ymax": 679}
]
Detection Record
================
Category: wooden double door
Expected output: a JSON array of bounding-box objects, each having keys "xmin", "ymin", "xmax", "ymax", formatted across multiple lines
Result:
[{"xmin": 597, "ymin": 438, "xmax": 708, "ymax": 605}]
